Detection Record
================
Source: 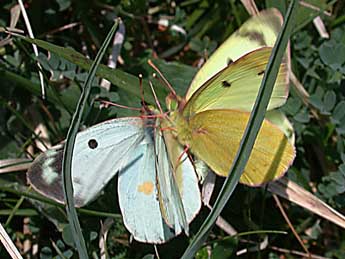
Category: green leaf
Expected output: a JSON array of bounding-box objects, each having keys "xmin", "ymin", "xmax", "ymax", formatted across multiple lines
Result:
[
  {"xmin": 62, "ymin": 225, "xmax": 75, "ymax": 247},
  {"xmin": 152, "ymin": 59, "xmax": 197, "ymax": 96},
  {"xmin": 40, "ymin": 246, "xmax": 53, "ymax": 259},
  {"xmin": 336, "ymin": 116, "xmax": 345, "ymax": 135},
  {"xmin": 339, "ymin": 164, "xmax": 345, "ymax": 176},
  {"xmin": 294, "ymin": 108, "xmax": 310, "ymax": 123},
  {"xmin": 332, "ymin": 100, "xmax": 345, "ymax": 124},
  {"xmin": 319, "ymin": 41, "xmax": 345, "ymax": 70},
  {"xmin": 211, "ymin": 239, "xmax": 237, "ymax": 259},
  {"xmin": 323, "ymin": 90, "xmax": 337, "ymax": 112},
  {"xmin": 56, "ymin": 0, "xmax": 71, "ymax": 11}
]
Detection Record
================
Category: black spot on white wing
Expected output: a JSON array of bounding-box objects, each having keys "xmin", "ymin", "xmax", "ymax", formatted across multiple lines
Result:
[
  {"xmin": 257, "ymin": 70, "xmax": 265, "ymax": 76},
  {"xmin": 221, "ymin": 80, "xmax": 231, "ymax": 88},
  {"xmin": 88, "ymin": 139, "xmax": 98, "ymax": 149}
]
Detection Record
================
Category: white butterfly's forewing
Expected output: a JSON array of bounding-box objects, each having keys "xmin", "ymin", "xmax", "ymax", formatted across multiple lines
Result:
[{"xmin": 27, "ymin": 117, "xmax": 145, "ymax": 207}]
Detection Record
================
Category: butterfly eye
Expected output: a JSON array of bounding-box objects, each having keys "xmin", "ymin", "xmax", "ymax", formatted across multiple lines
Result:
[
  {"xmin": 88, "ymin": 139, "xmax": 98, "ymax": 149},
  {"xmin": 222, "ymin": 80, "xmax": 231, "ymax": 88}
]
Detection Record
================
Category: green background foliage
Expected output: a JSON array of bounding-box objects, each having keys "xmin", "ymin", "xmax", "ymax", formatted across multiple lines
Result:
[{"xmin": 1, "ymin": 0, "xmax": 345, "ymax": 258}]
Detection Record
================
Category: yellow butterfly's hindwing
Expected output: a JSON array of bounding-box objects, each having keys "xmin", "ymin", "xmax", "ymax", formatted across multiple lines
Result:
[{"xmin": 176, "ymin": 110, "xmax": 295, "ymax": 186}]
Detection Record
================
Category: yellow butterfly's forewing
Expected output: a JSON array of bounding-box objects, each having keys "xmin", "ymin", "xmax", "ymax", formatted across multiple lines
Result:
[
  {"xmin": 183, "ymin": 47, "xmax": 288, "ymax": 116},
  {"xmin": 187, "ymin": 8, "xmax": 285, "ymax": 100},
  {"xmin": 175, "ymin": 110, "xmax": 295, "ymax": 185}
]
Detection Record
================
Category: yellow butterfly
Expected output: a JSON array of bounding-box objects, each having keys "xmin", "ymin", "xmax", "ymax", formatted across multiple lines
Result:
[{"xmin": 162, "ymin": 8, "xmax": 295, "ymax": 185}]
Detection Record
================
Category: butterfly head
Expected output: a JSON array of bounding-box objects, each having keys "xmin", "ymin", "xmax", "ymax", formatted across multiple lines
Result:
[{"xmin": 165, "ymin": 93, "xmax": 186, "ymax": 114}]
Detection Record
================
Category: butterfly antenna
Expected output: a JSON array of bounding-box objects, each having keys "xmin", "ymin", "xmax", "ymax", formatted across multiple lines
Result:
[
  {"xmin": 138, "ymin": 74, "xmax": 150, "ymax": 114},
  {"xmin": 96, "ymin": 100, "xmax": 141, "ymax": 111},
  {"xmin": 138, "ymin": 74, "xmax": 146, "ymax": 106},
  {"xmin": 148, "ymin": 80, "xmax": 164, "ymax": 115},
  {"xmin": 147, "ymin": 59, "xmax": 178, "ymax": 99}
]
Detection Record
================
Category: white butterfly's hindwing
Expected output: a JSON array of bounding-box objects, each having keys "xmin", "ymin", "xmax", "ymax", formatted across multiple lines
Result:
[
  {"xmin": 27, "ymin": 117, "xmax": 146, "ymax": 207},
  {"xmin": 118, "ymin": 133, "xmax": 176, "ymax": 244}
]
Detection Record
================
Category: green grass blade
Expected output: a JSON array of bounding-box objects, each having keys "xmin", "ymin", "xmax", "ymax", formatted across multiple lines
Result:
[
  {"xmin": 61, "ymin": 19, "xmax": 120, "ymax": 258},
  {"xmin": 181, "ymin": 1, "xmax": 299, "ymax": 258},
  {"xmin": 0, "ymin": 184, "xmax": 122, "ymax": 219}
]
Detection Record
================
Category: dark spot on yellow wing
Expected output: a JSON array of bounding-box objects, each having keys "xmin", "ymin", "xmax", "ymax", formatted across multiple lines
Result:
[
  {"xmin": 138, "ymin": 181, "xmax": 154, "ymax": 195},
  {"xmin": 227, "ymin": 58, "xmax": 234, "ymax": 66},
  {"xmin": 258, "ymin": 70, "xmax": 265, "ymax": 76},
  {"xmin": 88, "ymin": 139, "xmax": 98, "ymax": 149},
  {"xmin": 222, "ymin": 80, "xmax": 231, "ymax": 88},
  {"xmin": 239, "ymin": 30, "xmax": 266, "ymax": 46}
]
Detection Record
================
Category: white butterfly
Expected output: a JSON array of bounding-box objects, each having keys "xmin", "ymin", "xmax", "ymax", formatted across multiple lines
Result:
[{"xmin": 27, "ymin": 114, "xmax": 201, "ymax": 244}]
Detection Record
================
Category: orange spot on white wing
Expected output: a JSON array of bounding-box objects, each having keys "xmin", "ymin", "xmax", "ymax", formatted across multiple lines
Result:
[{"xmin": 137, "ymin": 181, "xmax": 154, "ymax": 195}]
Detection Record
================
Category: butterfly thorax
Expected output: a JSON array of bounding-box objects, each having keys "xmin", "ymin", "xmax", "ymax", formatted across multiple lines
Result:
[
  {"xmin": 142, "ymin": 107, "xmax": 160, "ymax": 143},
  {"xmin": 169, "ymin": 111, "xmax": 192, "ymax": 146}
]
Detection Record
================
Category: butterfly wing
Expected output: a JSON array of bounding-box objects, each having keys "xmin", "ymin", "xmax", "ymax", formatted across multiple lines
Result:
[
  {"xmin": 118, "ymin": 127, "xmax": 176, "ymax": 244},
  {"xmin": 118, "ymin": 118, "xmax": 201, "ymax": 243},
  {"xmin": 266, "ymin": 109, "xmax": 295, "ymax": 144},
  {"xmin": 187, "ymin": 8, "xmax": 286, "ymax": 99},
  {"xmin": 176, "ymin": 110, "xmax": 295, "ymax": 185},
  {"xmin": 183, "ymin": 47, "xmax": 288, "ymax": 116},
  {"xmin": 154, "ymin": 125, "xmax": 187, "ymax": 234},
  {"xmin": 27, "ymin": 117, "xmax": 145, "ymax": 207},
  {"xmin": 162, "ymin": 127, "xmax": 201, "ymax": 228}
]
